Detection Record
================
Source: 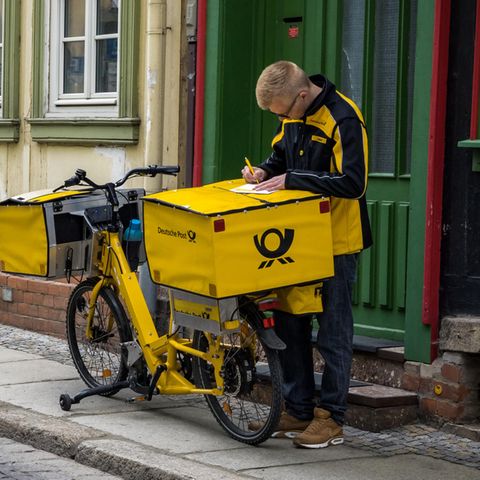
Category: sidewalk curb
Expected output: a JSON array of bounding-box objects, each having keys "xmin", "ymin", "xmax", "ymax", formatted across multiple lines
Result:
[
  {"xmin": 0, "ymin": 401, "xmax": 106, "ymax": 457},
  {"xmin": 0, "ymin": 401, "xmax": 252, "ymax": 480},
  {"xmin": 76, "ymin": 439, "xmax": 253, "ymax": 480}
]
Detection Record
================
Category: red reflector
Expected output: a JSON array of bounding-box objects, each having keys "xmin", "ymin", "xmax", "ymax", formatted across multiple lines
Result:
[
  {"xmin": 319, "ymin": 201, "xmax": 330, "ymax": 214},
  {"xmin": 257, "ymin": 298, "xmax": 280, "ymax": 312},
  {"xmin": 258, "ymin": 299, "xmax": 281, "ymax": 311},
  {"xmin": 214, "ymin": 219, "xmax": 225, "ymax": 232},
  {"xmin": 262, "ymin": 317, "xmax": 275, "ymax": 328}
]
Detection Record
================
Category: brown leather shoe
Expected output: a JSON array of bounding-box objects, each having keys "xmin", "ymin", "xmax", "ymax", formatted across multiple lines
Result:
[
  {"xmin": 293, "ymin": 407, "xmax": 344, "ymax": 448},
  {"xmin": 249, "ymin": 411, "xmax": 312, "ymax": 438}
]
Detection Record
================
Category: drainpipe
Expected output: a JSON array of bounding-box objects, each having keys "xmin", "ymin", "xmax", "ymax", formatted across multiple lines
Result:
[
  {"xmin": 422, "ymin": 0, "xmax": 451, "ymax": 362},
  {"xmin": 192, "ymin": 0, "xmax": 207, "ymax": 186},
  {"xmin": 140, "ymin": 0, "xmax": 168, "ymax": 316},
  {"xmin": 143, "ymin": 0, "xmax": 167, "ymax": 190}
]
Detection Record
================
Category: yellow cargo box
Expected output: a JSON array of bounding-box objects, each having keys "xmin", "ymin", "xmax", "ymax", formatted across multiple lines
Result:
[
  {"xmin": 0, "ymin": 188, "xmax": 144, "ymax": 279},
  {"xmin": 143, "ymin": 179, "xmax": 334, "ymax": 298}
]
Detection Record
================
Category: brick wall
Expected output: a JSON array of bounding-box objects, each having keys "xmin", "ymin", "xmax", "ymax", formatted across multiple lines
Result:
[
  {"xmin": 402, "ymin": 352, "xmax": 480, "ymax": 423},
  {"xmin": 0, "ymin": 273, "xmax": 74, "ymax": 338}
]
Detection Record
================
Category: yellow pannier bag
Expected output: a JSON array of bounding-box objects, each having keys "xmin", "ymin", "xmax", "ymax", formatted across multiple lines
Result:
[
  {"xmin": 143, "ymin": 179, "xmax": 334, "ymax": 298},
  {"xmin": 0, "ymin": 203, "xmax": 49, "ymax": 276},
  {"xmin": 274, "ymin": 282, "xmax": 323, "ymax": 315},
  {"xmin": 0, "ymin": 190, "xmax": 88, "ymax": 277},
  {"xmin": 0, "ymin": 188, "xmax": 144, "ymax": 278}
]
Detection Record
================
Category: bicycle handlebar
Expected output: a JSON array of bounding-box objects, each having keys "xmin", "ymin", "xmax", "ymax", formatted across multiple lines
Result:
[
  {"xmin": 54, "ymin": 165, "xmax": 180, "ymax": 192},
  {"xmin": 115, "ymin": 165, "xmax": 180, "ymax": 187}
]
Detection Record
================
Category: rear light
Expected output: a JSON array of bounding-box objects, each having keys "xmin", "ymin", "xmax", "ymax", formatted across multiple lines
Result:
[
  {"xmin": 213, "ymin": 218, "xmax": 225, "ymax": 232},
  {"xmin": 319, "ymin": 201, "xmax": 330, "ymax": 214},
  {"xmin": 257, "ymin": 298, "xmax": 280, "ymax": 311}
]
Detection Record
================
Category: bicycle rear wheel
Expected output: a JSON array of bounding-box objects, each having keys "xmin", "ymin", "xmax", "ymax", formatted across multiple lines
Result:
[
  {"xmin": 66, "ymin": 278, "xmax": 131, "ymax": 394},
  {"xmin": 192, "ymin": 311, "xmax": 282, "ymax": 445}
]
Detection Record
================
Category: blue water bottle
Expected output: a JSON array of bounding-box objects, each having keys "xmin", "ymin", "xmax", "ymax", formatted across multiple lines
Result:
[{"xmin": 123, "ymin": 219, "xmax": 142, "ymax": 270}]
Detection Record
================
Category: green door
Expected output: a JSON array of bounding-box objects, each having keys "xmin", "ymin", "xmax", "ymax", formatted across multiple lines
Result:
[
  {"xmin": 343, "ymin": 0, "xmax": 418, "ymax": 342},
  {"xmin": 203, "ymin": 0, "xmax": 430, "ymax": 351}
]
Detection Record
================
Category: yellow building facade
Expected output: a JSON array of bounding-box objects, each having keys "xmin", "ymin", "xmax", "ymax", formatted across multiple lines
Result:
[{"xmin": 0, "ymin": 0, "xmax": 190, "ymax": 199}]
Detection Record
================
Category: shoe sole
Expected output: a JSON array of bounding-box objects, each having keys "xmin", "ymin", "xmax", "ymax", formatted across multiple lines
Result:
[
  {"xmin": 294, "ymin": 437, "xmax": 344, "ymax": 449},
  {"xmin": 272, "ymin": 430, "xmax": 305, "ymax": 439}
]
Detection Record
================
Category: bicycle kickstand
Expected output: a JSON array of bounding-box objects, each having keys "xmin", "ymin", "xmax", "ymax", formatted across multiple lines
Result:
[
  {"xmin": 126, "ymin": 365, "xmax": 166, "ymax": 403},
  {"xmin": 59, "ymin": 381, "xmax": 130, "ymax": 411}
]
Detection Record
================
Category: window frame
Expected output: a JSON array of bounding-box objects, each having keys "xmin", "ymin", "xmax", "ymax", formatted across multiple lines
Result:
[
  {"xmin": 48, "ymin": 0, "xmax": 119, "ymax": 115},
  {"xmin": 29, "ymin": 0, "xmax": 140, "ymax": 145},
  {"xmin": 0, "ymin": 0, "xmax": 20, "ymax": 143}
]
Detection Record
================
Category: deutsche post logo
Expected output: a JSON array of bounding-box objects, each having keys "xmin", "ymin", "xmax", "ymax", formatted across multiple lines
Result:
[{"xmin": 253, "ymin": 228, "xmax": 295, "ymax": 269}]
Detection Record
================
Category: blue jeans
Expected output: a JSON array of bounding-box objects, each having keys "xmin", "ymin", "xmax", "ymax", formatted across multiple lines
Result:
[{"xmin": 273, "ymin": 254, "xmax": 357, "ymax": 425}]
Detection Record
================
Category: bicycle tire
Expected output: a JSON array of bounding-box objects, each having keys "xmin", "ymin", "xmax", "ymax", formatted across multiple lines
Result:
[
  {"xmin": 66, "ymin": 278, "xmax": 131, "ymax": 395},
  {"xmin": 192, "ymin": 310, "xmax": 283, "ymax": 445}
]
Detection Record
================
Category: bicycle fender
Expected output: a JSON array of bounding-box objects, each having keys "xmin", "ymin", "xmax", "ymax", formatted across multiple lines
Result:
[{"xmin": 256, "ymin": 328, "xmax": 286, "ymax": 350}]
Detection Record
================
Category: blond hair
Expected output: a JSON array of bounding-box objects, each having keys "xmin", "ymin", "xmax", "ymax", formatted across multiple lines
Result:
[{"xmin": 256, "ymin": 61, "xmax": 309, "ymax": 110}]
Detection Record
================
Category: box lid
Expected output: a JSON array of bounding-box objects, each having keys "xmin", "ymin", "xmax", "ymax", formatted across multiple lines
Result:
[
  {"xmin": 142, "ymin": 179, "xmax": 326, "ymax": 216},
  {"xmin": 0, "ymin": 189, "xmax": 94, "ymax": 205}
]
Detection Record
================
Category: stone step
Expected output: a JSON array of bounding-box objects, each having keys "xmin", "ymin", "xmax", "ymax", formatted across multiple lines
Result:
[
  {"xmin": 258, "ymin": 366, "xmax": 419, "ymax": 432},
  {"xmin": 311, "ymin": 333, "xmax": 406, "ymax": 388},
  {"xmin": 345, "ymin": 383, "xmax": 418, "ymax": 431},
  {"xmin": 442, "ymin": 422, "xmax": 480, "ymax": 442},
  {"xmin": 313, "ymin": 371, "xmax": 419, "ymax": 432},
  {"xmin": 347, "ymin": 384, "xmax": 418, "ymax": 408},
  {"xmin": 352, "ymin": 335, "xmax": 404, "ymax": 357},
  {"xmin": 311, "ymin": 332, "xmax": 404, "ymax": 360}
]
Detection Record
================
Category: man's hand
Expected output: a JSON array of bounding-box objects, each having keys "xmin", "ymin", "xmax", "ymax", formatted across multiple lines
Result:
[
  {"xmin": 241, "ymin": 166, "xmax": 267, "ymax": 184},
  {"xmin": 255, "ymin": 173, "xmax": 286, "ymax": 191}
]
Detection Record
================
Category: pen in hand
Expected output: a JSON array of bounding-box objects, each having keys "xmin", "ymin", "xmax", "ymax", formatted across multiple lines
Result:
[{"xmin": 244, "ymin": 157, "xmax": 259, "ymax": 184}]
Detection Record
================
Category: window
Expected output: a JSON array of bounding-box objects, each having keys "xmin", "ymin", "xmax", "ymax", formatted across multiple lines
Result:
[
  {"xmin": 340, "ymin": 0, "xmax": 365, "ymax": 109},
  {"xmin": 29, "ymin": 0, "xmax": 140, "ymax": 145},
  {"xmin": 340, "ymin": 0, "xmax": 418, "ymax": 175},
  {"xmin": 49, "ymin": 0, "xmax": 120, "ymax": 116}
]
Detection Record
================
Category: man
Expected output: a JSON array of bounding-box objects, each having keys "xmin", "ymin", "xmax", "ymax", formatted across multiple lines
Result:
[{"xmin": 242, "ymin": 61, "xmax": 372, "ymax": 449}]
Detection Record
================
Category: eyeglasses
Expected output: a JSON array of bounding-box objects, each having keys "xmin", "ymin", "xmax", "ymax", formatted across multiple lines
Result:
[{"xmin": 270, "ymin": 93, "xmax": 301, "ymax": 120}]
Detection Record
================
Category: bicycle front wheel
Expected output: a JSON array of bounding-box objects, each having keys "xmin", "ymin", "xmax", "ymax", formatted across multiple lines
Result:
[
  {"xmin": 192, "ymin": 313, "xmax": 283, "ymax": 445},
  {"xmin": 66, "ymin": 278, "xmax": 131, "ymax": 394}
]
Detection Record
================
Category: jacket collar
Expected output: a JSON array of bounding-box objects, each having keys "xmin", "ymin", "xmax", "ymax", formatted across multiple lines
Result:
[{"xmin": 303, "ymin": 74, "xmax": 336, "ymax": 118}]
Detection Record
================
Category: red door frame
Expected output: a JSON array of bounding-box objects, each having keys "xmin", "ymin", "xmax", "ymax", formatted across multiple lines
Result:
[
  {"xmin": 422, "ymin": 0, "xmax": 451, "ymax": 361},
  {"xmin": 470, "ymin": 0, "xmax": 480, "ymax": 139}
]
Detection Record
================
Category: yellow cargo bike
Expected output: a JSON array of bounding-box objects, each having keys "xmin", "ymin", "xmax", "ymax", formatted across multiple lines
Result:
[{"xmin": 0, "ymin": 166, "xmax": 333, "ymax": 445}]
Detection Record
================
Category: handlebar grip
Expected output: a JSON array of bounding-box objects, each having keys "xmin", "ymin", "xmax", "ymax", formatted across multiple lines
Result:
[
  {"xmin": 64, "ymin": 175, "xmax": 81, "ymax": 187},
  {"xmin": 63, "ymin": 169, "xmax": 86, "ymax": 188},
  {"xmin": 149, "ymin": 165, "xmax": 180, "ymax": 175}
]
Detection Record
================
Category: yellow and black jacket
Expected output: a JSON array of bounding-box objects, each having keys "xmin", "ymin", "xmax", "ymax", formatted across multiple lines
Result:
[{"xmin": 259, "ymin": 74, "xmax": 372, "ymax": 256}]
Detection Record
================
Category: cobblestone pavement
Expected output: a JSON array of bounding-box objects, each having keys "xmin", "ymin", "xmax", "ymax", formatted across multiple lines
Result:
[
  {"xmin": 1, "ymin": 324, "xmax": 479, "ymax": 471},
  {"xmin": 0, "ymin": 437, "xmax": 122, "ymax": 480}
]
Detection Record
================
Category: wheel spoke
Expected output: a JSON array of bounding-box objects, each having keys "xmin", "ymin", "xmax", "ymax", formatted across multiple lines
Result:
[
  {"xmin": 192, "ymin": 313, "xmax": 282, "ymax": 445},
  {"xmin": 66, "ymin": 280, "xmax": 130, "ymax": 394}
]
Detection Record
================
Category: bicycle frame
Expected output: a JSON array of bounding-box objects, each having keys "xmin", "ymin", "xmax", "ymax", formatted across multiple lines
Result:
[
  {"xmin": 88, "ymin": 230, "xmax": 226, "ymax": 396},
  {"xmin": 45, "ymin": 166, "xmax": 291, "ymax": 444}
]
